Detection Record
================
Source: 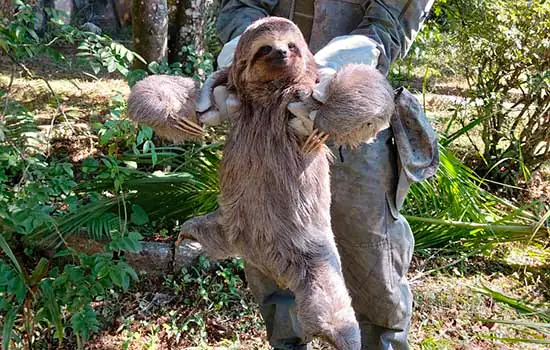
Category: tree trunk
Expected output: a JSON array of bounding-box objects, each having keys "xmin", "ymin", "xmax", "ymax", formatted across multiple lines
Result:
[
  {"xmin": 168, "ymin": 0, "xmax": 192, "ymax": 63},
  {"xmin": 132, "ymin": 0, "xmax": 168, "ymax": 69},
  {"xmin": 0, "ymin": 0, "xmax": 13, "ymax": 20}
]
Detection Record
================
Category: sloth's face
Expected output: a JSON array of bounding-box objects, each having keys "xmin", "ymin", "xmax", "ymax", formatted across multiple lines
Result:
[
  {"xmin": 246, "ymin": 33, "xmax": 307, "ymax": 84},
  {"xmin": 230, "ymin": 18, "xmax": 315, "ymax": 92}
]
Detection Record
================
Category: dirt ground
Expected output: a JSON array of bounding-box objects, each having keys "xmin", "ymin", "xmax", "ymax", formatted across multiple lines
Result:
[{"xmin": 79, "ymin": 244, "xmax": 549, "ymax": 350}]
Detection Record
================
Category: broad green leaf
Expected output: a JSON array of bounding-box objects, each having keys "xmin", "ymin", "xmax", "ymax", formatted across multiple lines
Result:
[
  {"xmin": 71, "ymin": 305, "xmax": 99, "ymax": 342},
  {"xmin": 130, "ymin": 204, "xmax": 149, "ymax": 226},
  {"xmin": 89, "ymin": 60, "xmax": 102, "ymax": 74}
]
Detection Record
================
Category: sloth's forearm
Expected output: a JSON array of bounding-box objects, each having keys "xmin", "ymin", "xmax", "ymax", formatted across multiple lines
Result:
[{"xmin": 312, "ymin": 64, "xmax": 394, "ymax": 148}]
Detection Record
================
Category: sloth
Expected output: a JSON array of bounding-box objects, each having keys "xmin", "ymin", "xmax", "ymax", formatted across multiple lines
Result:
[
  {"xmin": 127, "ymin": 75, "xmax": 203, "ymax": 143},
  {"xmin": 127, "ymin": 17, "xmax": 395, "ymax": 350}
]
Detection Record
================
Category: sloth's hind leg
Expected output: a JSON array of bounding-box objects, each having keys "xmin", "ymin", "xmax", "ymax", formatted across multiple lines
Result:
[
  {"xmin": 177, "ymin": 211, "xmax": 236, "ymax": 260},
  {"xmin": 293, "ymin": 255, "xmax": 361, "ymax": 350}
]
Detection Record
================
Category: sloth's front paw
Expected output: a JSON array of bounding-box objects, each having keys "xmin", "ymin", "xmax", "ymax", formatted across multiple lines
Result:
[
  {"xmin": 287, "ymin": 97, "xmax": 319, "ymax": 138},
  {"xmin": 289, "ymin": 115, "xmax": 314, "ymax": 136},
  {"xmin": 287, "ymin": 91, "xmax": 321, "ymax": 137},
  {"xmin": 301, "ymin": 129, "xmax": 329, "ymax": 154},
  {"xmin": 169, "ymin": 115, "xmax": 203, "ymax": 138}
]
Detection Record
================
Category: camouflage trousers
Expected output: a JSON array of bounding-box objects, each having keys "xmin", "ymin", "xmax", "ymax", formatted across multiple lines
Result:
[{"xmin": 245, "ymin": 127, "xmax": 414, "ymax": 350}]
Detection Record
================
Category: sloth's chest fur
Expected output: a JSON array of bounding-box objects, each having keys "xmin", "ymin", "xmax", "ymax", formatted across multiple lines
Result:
[{"xmin": 218, "ymin": 104, "xmax": 332, "ymax": 250}]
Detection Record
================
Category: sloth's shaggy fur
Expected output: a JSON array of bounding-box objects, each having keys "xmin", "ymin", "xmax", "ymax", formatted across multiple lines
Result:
[
  {"xmin": 126, "ymin": 16, "xmax": 397, "ymax": 350},
  {"xmin": 182, "ymin": 17, "xmax": 361, "ymax": 349},
  {"xmin": 127, "ymin": 75, "xmax": 200, "ymax": 143},
  {"xmin": 314, "ymin": 64, "xmax": 394, "ymax": 147}
]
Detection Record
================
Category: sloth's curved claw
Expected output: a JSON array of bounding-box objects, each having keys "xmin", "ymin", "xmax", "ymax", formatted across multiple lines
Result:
[
  {"xmin": 176, "ymin": 230, "xmax": 196, "ymax": 247},
  {"xmin": 301, "ymin": 129, "xmax": 329, "ymax": 154},
  {"xmin": 173, "ymin": 117, "xmax": 203, "ymax": 137}
]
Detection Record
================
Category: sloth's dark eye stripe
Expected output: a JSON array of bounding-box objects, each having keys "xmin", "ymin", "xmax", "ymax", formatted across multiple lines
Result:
[
  {"xmin": 251, "ymin": 45, "xmax": 272, "ymax": 65},
  {"xmin": 258, "ymin": 45, "xmax": 272, "ymax": 56}
]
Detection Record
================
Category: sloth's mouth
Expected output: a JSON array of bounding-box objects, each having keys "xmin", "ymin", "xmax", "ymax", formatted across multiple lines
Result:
[{"xmin": 269, "ymin": 56, "xmax": 291, "ymax": 67}]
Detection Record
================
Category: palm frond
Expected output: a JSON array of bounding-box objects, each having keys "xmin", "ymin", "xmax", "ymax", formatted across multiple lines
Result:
[
  {"xmin": 29, "ymin": 144, "xmax": 221, "ymax": 248},
  {"xmin": 405, "ymin": 146, "xmax": 548, "ymax": 251},
  {"xmin": 473, "ymin": 285, "xmax": 550, "ymax": 343}
]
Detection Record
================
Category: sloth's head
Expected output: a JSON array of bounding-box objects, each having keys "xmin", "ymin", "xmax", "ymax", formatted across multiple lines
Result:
[{"xmin": 228, "ymin": 17, "xmax": 317, "ymax": 100}]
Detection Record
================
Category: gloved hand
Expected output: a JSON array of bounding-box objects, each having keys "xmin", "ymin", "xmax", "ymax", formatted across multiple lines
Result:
[
  {"xmin": 288, "ymin": 35, "xmax": 381, "ymax": 125},
  {"xmin": 195, "ymin": 35, "xmax": 241, "ymax": 126}
]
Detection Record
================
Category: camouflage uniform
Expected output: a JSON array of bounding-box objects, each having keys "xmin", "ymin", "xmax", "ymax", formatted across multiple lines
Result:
[{"xmin": 215, "ymin": 1, "xmax": 438, "ymax": 349}]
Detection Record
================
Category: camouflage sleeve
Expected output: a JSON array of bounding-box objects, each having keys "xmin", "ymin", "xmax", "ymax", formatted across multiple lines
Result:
[
  {"xmin": 215, "ymin": 0, "xmax": 279, "ymax": 43},
  {"xmin": 352, "ymin": 0, "xmax": 435, "ymax": 74}
]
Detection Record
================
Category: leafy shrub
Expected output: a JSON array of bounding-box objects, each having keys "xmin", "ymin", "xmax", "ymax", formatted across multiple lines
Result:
[
  {"xmin": 0, "ymin": 4, "xmax": 151, "ymax": 348},
  {"xmin": 0, "ymin": 94, "xmax": 145, "ymax": 348},
  {"xmin": 76, "ymin": 32, "xmax": 145, "ymax": 77},
  {"xmin": 1, "ymin": 6, "xmax": 218, "ymax": 348},
  {"xmin": 0, "ymin": 246, "xmax": 139, "ymax": 349},
  {"xmin": 160, "ymin": 256, "xmax": 260, "ymax": 347},
  {"xmin": 455, "ymin": 0, "xmax": 548, "ymax": 182},
  {"xmin": 412, "ymin": 0, "xmax": 549, "ymax": 187}
]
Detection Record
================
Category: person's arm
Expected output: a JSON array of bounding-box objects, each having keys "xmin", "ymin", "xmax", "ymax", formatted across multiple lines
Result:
[
  {"xmin": 307, "ymin": 0, "xmax": 434, "ymax": 106},
  {"xmin": 216, "ymin": 0, "xmax": 279, "ymax": 44},
  {"xmin": 352, "ymin": 0, "xmax": 435, "ymax": 74}
]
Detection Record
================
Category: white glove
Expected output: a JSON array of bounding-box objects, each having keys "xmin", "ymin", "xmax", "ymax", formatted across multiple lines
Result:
[
  {"xmin": 216, "ymin": 35, "xmax": 240, "ymax": 69},
  {"xmin": 196, "ymin": 35, "xmax": 242, "ymax": 126},
  {"xmin": 313, "ymin": 35, "xmax": 380, "ymax": 102},
  {"xmin": 288, "ymin": 35, "xmax": 381, "ymax": 123}
]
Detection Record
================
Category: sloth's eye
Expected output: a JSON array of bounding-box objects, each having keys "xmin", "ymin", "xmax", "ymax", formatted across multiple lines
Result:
[
  {"xmin": 288, "ymin": 42, "xmax": 297, "ymax": 51},
  {"xmin": 258, "ymin": 45, "xmax": 272, "ymax": 56}
]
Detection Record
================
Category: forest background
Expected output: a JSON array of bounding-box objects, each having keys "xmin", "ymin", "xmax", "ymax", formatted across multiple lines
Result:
[{"xmin": 0, "ymin": 0, "xmax": 548, "ymax": 348}]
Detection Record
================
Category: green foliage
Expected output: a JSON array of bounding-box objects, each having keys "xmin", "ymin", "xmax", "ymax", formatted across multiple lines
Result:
[
  {"xmin": 404, "ymin": 146, "xmax": 547, "ymax": 252},
  {"xmin": 0, "ymin": 1, "xmax": 86, "ymax": 65},
  {"xmin": 0, "ymin": 100, "xmax": 75, "ymax": 236},
  {"xmin": 176, "ymin": 256, "xmax": 246, "ymax": 314},
  {"xmin": 0, "ymin": 1, "xmax": 49, "ymax": 59},
  {"xmin": 1, "ymin": 7, "xmax": 220, "ymax": 346},
  {"xmin": 0, "ymin": 5, "xmax": 154, "ymax": 348},
  {"xmin": 33, "ymin": 143, "xmax": 221, "ymax": 247},
  {"xmin": 474, "ymin": 285, "xmax": 550, "ymax": 344},
  {"xmin": 0, "ymin": 246, "xmax": 140, "ymax": 349},
  {"xmin": 76, "ymin": 32, "xmax": 146, "ymax": 77},
  {"xmin": 407, "ymin": 0, "xmax": 549, "ymax": 186},
  {"xmin": 0, "ymin": 95, "xmax": 144, "ymax": 348},
  {"xmin": 179, "ymin": 44, "xmax": 215, "ymax": 81},
  {"xmin": 157, "ymin": 256, "xmax": 259, "ymax": 346},
  {"xmin": 451, "ymin": 0, "xmax": 548, "ymax": 183},
  {"xmin": 75, "ymin": 27, "xmax": 214, "ymax": 86}
]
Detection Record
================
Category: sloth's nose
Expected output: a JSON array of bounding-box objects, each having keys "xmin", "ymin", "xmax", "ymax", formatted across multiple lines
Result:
[{"xmin": 274, "ymin": 48, "xmax": 288, "ymax": 59}]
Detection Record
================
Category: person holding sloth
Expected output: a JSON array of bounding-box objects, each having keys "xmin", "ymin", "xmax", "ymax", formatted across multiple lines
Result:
[{"xmin": 195, "ymin": 1, "xmax": 439, "ymax": 349}]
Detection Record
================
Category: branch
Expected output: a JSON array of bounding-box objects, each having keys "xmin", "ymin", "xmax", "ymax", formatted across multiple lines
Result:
[{"xmin": 1, "ymin": 65, "xmax": 16, "ymax": 118}]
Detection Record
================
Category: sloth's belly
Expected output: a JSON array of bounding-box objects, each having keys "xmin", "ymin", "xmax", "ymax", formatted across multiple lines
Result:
[{"xmin": 220, "ymin": 150, "xmax": 332, "ymax": 248}]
